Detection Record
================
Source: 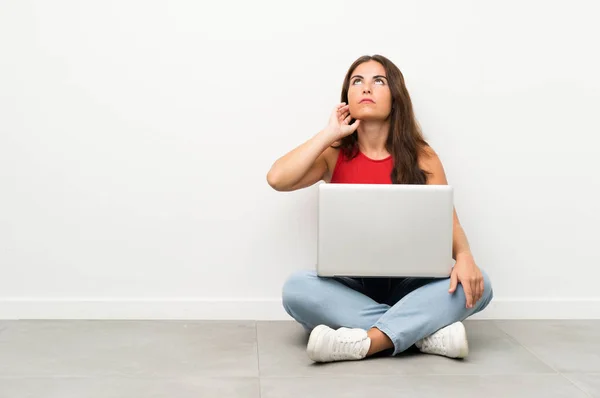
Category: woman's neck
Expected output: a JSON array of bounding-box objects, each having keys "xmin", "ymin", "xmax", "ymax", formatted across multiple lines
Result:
[{"xmin": 356, "ymin": 120, "xmax": 390, "ymax": 159}]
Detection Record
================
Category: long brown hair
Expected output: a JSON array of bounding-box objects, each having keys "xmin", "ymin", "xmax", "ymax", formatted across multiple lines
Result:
[{"xmin": 335, "ymin": 55, "xmax": 431, "ymax": 184}]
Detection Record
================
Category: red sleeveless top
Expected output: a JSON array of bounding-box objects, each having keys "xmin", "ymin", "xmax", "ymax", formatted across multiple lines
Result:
[{"xmin": 330, "ymin": 149, "xmax": 393, "ymax": 184}]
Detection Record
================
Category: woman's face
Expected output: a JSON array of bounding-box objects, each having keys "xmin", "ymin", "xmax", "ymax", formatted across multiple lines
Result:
[{"xmin": 347, "ymin": 60, "xmax": 392, "ymax": 121}]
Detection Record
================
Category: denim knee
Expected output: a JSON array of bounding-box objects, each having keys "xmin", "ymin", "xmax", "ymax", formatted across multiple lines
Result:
[
  {"xmin": 480, "ymin": 268, "xmax": 494, "ymax": 303},
  {"xmin": 281, "ymin": 270, "xmax": 317, "ymax": 315}
]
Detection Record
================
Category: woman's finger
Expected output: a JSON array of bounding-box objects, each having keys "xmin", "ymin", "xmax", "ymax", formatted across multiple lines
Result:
[
  {"xmin": 480, "ymin": 278, "xmax": 485, "ymax": 301},
  {"xmin": 463, "ymin": 283, "xmax": 474, "ymax": 308},
  {"xmin": 448, "ymin": 269, "xmax": 458, "ymax": 293},
  {"xmin": 473, "ymin": 278, "xmax": 480, "ymax": 307},
  {"xmin": 473, "ymin": 278, "xmax": 480, "ymax": 305}
]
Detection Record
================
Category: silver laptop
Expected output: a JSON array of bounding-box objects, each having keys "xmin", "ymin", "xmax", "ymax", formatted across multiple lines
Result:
[{"xmin": 316, "ymin": 183, "xmax": 455, "ymax": 278}]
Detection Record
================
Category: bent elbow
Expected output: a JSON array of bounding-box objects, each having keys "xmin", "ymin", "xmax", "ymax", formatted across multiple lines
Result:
[{"xmin": 266, "ymin": 169, "xmax": 286, "ymax": 191}]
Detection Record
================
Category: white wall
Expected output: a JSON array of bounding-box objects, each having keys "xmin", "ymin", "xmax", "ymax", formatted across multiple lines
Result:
[{"xmin": 1, "ymin": 0, "xmax": 599, "ymax": 320}]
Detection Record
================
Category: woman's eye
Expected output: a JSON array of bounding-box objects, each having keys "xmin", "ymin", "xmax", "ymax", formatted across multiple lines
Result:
[
  {"xmin": 352, "ymin": 79, "xmax": 362, "ymax": 85},
  {"xmin": 375, "ymin": 78, "xmax": 385, "ymax": 85}
]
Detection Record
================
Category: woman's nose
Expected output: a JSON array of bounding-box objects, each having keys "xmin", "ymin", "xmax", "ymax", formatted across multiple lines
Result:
[{"xmin": 362, "ymin": 85, "xmax": 371, "ymax": 94}]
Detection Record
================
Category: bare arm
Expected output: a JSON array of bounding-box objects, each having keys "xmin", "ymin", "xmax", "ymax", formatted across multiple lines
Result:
[
  {"xmin": 266, "ymin": 130, "xmax": 334, "ymax": 192},
  {"xmin": 451, "ymin": 212, "xmax": 473, "ymax": 261},
  {"xmin": 420, "ymin": 146, "xmax": 484, "ymax": 308},
  {"xmin": 419, "ymin": 147, "xmax": 473, "ymax": 261},
  {"xmin": 266, "ymin": 103, "xmax": 360, "ymax": 192}
]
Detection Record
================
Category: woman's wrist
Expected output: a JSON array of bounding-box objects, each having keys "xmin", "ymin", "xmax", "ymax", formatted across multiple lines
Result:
[{"xmin": 455, "ymin": 250, "xmax": 474, "ymax": 262}]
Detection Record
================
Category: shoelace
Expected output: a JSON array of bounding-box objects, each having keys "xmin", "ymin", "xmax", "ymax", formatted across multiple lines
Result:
[
  {"xmin": 332, "ymin": 336, "xmax": 366, "ymax": 360},
  {"xmin": 421, "ymin": 332, "xmax": 447, "ymax": 355}
]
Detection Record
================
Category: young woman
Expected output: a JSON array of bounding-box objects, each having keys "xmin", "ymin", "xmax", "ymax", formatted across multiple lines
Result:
[{"xmin": 267, "ymin": 55, "xmax": 493, "ymax": 363}]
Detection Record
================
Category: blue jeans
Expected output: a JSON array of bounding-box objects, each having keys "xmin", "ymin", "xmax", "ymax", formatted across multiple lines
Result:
[{"xmin": 282, "ymin": 270, "xmax": 493, "ymax": 355}]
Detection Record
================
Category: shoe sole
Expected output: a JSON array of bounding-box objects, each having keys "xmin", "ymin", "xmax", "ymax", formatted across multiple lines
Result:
[
  {"xmin": 449, "ymin": 322, "xmax": 469, "ymax": 358},
  {"xmin": 306, "ymin": 325, "xmax": 329, "ymax": 362}
]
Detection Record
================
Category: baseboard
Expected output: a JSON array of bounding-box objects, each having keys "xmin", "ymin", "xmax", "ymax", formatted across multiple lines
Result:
[
  {"xmin": 470, "ymin": 298, "xmax": 600, "ymax": 320},
  {"xmin": 0, "ymin": 298, "xmax": 289, "ymax": 320},
  {"xmin": 1, "ymin": 297, "xmax": 599, "ymax": 320}
]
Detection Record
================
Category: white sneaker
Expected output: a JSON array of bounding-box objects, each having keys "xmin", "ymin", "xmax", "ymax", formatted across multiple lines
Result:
[
  {"xmin": 306, "ymin": 325, "xmax": 371, "ymax": 362},
  {"xmin": 415, "ymin": 322, "xmax": 469, "ymax": 358}
]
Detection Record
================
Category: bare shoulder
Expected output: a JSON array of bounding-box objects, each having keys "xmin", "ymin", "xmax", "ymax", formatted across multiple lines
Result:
[
  {"xmin": 418, "ymin": 145, "xmax": 448, "ymax": 185},
  {"xmin": 418, "ymin": 145, "xmax": 438, "ymax": 168}
]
